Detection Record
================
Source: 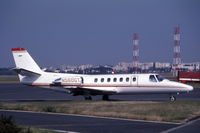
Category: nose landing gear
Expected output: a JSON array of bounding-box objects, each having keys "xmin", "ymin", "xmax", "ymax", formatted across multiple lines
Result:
[{"xmin": 169, "ymin": 95, "xmax": 176, "ymax": 102}]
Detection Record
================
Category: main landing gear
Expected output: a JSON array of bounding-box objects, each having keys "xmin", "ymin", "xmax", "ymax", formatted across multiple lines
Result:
[
  {"xmin": 84, "ymin": 95, "xmax": 92, "ymax": 100},
  {"xmin": 84, "ymin": 95, "xmax": 109, "ymax": 101},
  {"xmin": 102, "ymin": 95, "xmax": 109, "ymax": 101}
]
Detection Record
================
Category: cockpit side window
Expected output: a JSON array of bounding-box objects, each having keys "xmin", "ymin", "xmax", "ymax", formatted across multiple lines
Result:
[
  {"xmin": 149, "ymin": 75, "xmax": 157, "ymax": 82},
  {"xmin": 156, "ymin": 75, "xmax": 164, "ymax": 82}
]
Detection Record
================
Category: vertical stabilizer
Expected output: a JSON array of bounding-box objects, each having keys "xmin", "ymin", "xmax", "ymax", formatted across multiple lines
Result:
[{"xmin": 11, "ymin": 48, "xmax": 42, "ymax": 74}]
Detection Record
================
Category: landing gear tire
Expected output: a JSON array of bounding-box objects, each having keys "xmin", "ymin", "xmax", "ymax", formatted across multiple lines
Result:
[
  {"xmin": 102, "ymin": 95, "xmax": 109, "ymax": 101},
  {"xmin": 84, "ymin": 96, "xmax": 92, "ymax": 100},
  {"xmin": 170, "ymin": 96, "xmax": 176, "ymax": 102}
]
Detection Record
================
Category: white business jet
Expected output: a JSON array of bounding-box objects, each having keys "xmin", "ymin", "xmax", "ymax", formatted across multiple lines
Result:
[{"xmin": 11, "ymin": 48, "xmax": 193, "ymax": 101}]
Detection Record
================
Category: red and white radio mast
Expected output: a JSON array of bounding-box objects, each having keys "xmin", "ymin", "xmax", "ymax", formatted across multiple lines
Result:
[
  {"xmin": 133, "ymin": 33, "xmax": 139, "ymax": 73},
  {"xmin": 173, "ymin": 26, "xmax": 181, "ymax": 67},
  {"xmin": 173, "ymin": 26, "xmax": 181, "ymax": 76}
]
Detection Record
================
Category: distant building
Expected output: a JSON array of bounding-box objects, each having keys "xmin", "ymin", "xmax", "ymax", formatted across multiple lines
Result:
[
  {"xmin": 180, "ymin": 62, "xmax": 200, "ymax": 71},
  {"xmin": 41, "ymin": 61, "xmax": 200, "ymax": 74},
  {"xmin": 139, "ymin": 62, "xmax": 154, "ymax": 71},
  {"xmin": 154, "ymin": 62, "xmax": 171, "ymax": 69},
  {"xmin": 113, "ymin": 62, "xmax": 132, "ymax": 71}
]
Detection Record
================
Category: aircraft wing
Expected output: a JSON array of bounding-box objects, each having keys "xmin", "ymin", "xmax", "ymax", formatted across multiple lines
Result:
[{"xmin": 67, "ymin": 87, "xmax": 117, "ymax": 96}]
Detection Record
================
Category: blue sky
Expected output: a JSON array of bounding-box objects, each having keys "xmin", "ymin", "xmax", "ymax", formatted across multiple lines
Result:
[{"xmin": 0, "ymin": 0, "xmax": 200, "ymax": 67}]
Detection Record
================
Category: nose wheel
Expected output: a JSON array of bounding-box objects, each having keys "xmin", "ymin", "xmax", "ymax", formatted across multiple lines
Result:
[{"xmin": 169, "ymin": 95, "xmax": 176, "ymax": 102}]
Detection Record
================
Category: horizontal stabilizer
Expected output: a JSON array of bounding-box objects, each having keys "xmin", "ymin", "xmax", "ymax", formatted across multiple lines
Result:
[{"xmin": 12, "ymin": 68, "xmax": 41, "ymax": 77}]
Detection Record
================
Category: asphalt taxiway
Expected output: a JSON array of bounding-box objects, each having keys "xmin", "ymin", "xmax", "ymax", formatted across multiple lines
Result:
[
  {"xmin": 1, "ymin": 110, "xmax": 200, "ymax": 133},
  {"xmin": 0, "ymin": 84, "xmax": 199, "ymax": 101},
  {"xmin": 0, "ymin": 110, "xmax": 179, "ymax": 133}
]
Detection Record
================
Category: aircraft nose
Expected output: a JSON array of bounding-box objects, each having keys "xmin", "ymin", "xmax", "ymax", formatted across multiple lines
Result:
[{"xmin": 184, "ymin": 84, "xmax": 193, "ymax": 92}]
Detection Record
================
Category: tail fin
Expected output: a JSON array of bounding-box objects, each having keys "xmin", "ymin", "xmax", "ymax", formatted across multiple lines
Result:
[{"xmin": 11, "ymin": 48, "xmax": 42, "ymax": 75}]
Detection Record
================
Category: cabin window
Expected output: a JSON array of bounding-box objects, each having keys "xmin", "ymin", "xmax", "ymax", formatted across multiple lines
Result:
[
  {"xmin": 101, "ymin": 78, "xmax": 104, "ymax": 82},
  {"xmin": 120, "ymin": 77, "xmax": 123, "ymax": 82},
  {"xmin": 133, "ymin": 77, "xmax": 136, "ymax": 82},
  {"xmin": 107, "ymin": 78, "xmax": 111, "ymax": 82},
  {"xmin": 126, "ymin": 77, "xmax": 129, "ymax": 82},
  {"xmin": 149, "ymin": 75, "xmax": 157, "ymax": 82},
  {"xmin": 113, "ymin": 78, "xmax": 117, "ymax": 82},
  {"xmin": 94, "ymin": 78, "xmax": 98, "ymax": 82}
]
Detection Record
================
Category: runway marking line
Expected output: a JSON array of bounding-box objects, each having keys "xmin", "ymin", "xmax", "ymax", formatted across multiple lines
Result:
[
  {"xmin": 0, "ymin": 109, "xmax": 181, "ymax": 125},
  {"xmin": 160, "ymin": 117, "xmax": 200, "ymax": 133}
]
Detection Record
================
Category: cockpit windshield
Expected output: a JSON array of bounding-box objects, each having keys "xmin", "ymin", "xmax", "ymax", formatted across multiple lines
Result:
[
  {"xmin": 155, "ymin": 75, "xmax": 165, "ymax": 82},
  {"xmin": 149, "ymin": 75, "xmax": 157, "ymax": 82}
]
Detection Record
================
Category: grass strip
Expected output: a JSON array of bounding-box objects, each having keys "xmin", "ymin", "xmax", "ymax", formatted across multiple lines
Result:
[
  {"xmin": 20, "ymin": 126, "xmax": 58, "ymax": 133},
  {"xmin": 0, "ymin": 101, "xmax": 200, "ymax": 123}
]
